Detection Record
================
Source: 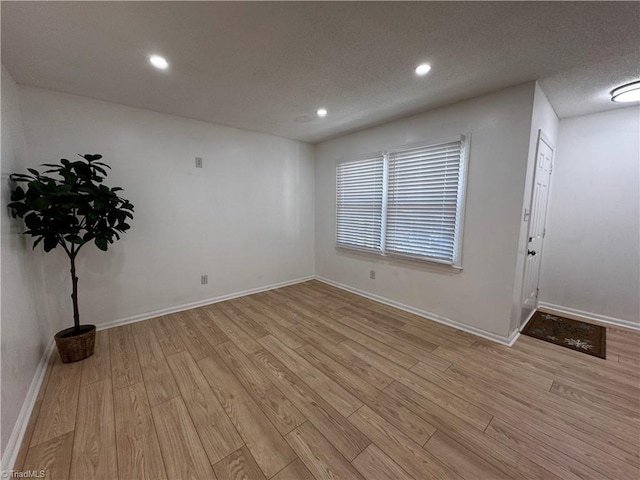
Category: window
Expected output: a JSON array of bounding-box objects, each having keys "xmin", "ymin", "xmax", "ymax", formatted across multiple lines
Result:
[
  {"xmin": 336, "ymin": 135, "xmax": 469, "ymax": 267},
  {"xmin": 336, "ymin": 154, "xmax": 384, "ymax": 252}
]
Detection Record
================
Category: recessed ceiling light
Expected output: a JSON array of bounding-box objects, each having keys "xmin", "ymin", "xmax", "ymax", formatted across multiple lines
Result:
[
  {"xmin": 611, "ymin": 80, "xmax": 640, "ymax": 103},
  {"xmin": 317, "ymin": 108, "xmax": 328, "ymax": 117},
  {"xmin": 415, "ymin": 63, "xmax": 431, "ymax": 76},
  {"xmin": 149, "ymin": 55, "xmax": 169, "ymax": 70}
]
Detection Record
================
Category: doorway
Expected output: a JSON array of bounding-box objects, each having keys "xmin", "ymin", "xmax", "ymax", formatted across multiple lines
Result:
[{"xmin": 521, "ymin": 130, "xmax": 554, "ymax": 326}]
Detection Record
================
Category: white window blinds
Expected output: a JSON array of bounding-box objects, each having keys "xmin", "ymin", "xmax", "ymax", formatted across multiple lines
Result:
[
  {"xmin": 335, "ymin": 135, "xmax": 469, "ymax": 267},
  {"xmin": 386, "ymin": 139, "xmax": 465, "ymax": 264},
  {"xmin": 336, "ymin": 155, "xmax": 384, "ymax": 252}
]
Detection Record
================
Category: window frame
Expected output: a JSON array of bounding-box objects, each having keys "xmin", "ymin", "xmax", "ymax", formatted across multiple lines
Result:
[{"xmin": 335, "ymin": 134, "xmax": 470, "ymax": 269}]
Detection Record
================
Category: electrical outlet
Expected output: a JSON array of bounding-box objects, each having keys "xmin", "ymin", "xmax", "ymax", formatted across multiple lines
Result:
[
  {"xmin": 201, "ymin": 275, "xmax": 208, "ymax": 285},
  {"xmin": 370, "ymin": 270, "xmax": 376, "ymax": 280},
  {"xmin": 195, "ymin": 157, "xmax": 203, "ymax": 168}
]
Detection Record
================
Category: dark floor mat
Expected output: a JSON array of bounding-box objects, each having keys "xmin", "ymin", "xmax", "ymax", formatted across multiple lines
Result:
[{"xmin": 521, "ymin": 311, "xmax": 606, "ymax": 359}]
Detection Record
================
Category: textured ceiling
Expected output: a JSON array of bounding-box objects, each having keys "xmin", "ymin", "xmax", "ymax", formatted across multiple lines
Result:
[{"xmin": 2, "ymin": 2, "xmax": 639, "ymax": 143}]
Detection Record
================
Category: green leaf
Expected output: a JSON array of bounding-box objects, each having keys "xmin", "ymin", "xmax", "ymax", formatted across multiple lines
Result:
[
  {"xmin": 43, "ymin": 236, "xmax": 58, "ymax": 252},
  {"xmin": 64, "ymin": 235, "xmax": 84, "ymax": 245},
  {"xmin": 27, "ymin": 168, "xmax": 40, "ymax": 176},
  {"xmin": 24, "ymin": 213, "xmax": 40, "ymax": 230},
  {"xmin": 10, "ymin": 173, "xmax": 34, "ymax": 182},
  {"xmin": 32, "ymin": 237, "xmax": 43, "ymax": 250},
  {"xmin": 11, "ymin": 186, "xmax": 25, "ymax": 201},
  {"xmin": 73, "ymin": 162, "xmax": 92, "ymax": 178},
  {"xmin": 95, "ymin": 237, "xmax": 108, "ymax": 251},
  {"xmin": 92, "ymin": 165, "xmax": 108, "ymax": 176},
  {"xmin": 8, "ymin": 202, "xmax": 27, "ymax": 218},
  {"xmin": 33, "ymin": 196, "xmax": 50, "ymax": 210}
]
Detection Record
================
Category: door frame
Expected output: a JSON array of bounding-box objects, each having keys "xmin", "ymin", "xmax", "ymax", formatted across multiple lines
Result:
[{"xmin": 520, "ymin": 129, "xmax": 555, "ymax": 328}]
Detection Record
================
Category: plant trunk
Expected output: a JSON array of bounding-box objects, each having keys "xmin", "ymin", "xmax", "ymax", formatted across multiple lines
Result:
[{"xmin": 70, "ymin": 254, "xmax": 80, "ymax": 331}]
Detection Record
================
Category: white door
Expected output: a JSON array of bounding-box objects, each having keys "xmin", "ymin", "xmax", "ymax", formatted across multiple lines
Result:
[{"xmin": 521, "ymin": 131, "xmax": 554, "ymax": 326}]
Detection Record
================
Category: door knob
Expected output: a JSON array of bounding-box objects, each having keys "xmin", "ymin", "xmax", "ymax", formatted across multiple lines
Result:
[{"xmin": 528, "ymin": 250, "xmax": 537, "ymax": 256}]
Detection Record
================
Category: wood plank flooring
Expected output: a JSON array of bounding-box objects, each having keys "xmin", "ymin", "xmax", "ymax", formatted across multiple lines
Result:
[{"xmin": 15, "ymin": 280, "xmax": 640, "ymax": 479}]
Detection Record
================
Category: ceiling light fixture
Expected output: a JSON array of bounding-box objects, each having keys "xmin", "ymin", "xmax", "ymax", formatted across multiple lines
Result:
[
  {"xmin": 149, "ymin": 55, "xmax": 169, "ymax": 70},
  {"xmin": 415, "ymin": 63, "xmax": 431, "ymax": 76},
  {"xmin": 611, "ymin": 80, "xmax": 640, "ymax": 103},
  {"xmin": 317, "ymin": 108, "xmax": 328, "ymax": 117}
]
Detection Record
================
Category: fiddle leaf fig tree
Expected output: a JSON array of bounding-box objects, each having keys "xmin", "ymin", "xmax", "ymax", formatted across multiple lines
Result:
[{"xmin": 9, "ymin": 154, "xmax": 134, "ymax": 332}]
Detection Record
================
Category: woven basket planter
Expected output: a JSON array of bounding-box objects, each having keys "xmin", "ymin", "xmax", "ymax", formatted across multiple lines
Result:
[{"xmin": 54, "ymin": 325, "xmax": 96, "ymax": 363}]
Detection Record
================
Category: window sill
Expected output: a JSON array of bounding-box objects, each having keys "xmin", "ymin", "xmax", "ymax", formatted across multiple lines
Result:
[{"xmin": 335, "ymin": 245, "xmax": 463, "ymax": 272}]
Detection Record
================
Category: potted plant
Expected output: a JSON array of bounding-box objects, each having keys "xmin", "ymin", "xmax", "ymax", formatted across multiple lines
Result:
[{"xmin": 9, "ymin": 154, "xmax": 134, "ymax": 363}]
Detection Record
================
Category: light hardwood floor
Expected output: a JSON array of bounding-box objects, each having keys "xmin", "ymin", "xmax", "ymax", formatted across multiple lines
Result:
[{"xmin": 14, "ymin": 280, "xmax": 640, "ymax": 479}]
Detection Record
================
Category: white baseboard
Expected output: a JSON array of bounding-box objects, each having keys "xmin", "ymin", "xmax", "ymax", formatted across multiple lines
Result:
[
  {"xmin": 314, "ymin": 276, "xmax": 517, "ymax": 346},
  {"xmin": 519, "ymin": 308, "xmax": 538, "ymax": 331},
  {"xmin": 537, "ymin": 302, "xmax": 640, "ymax": 331},
  {"xmin": 96, "ymin": 275, "xmax": 315, "ymax": 331},
  {"xmin": 1, "ymin": 275, "xmax": 314, "ymax": 472},
  {"xmin": 1, "ymin": 340, "xmax": 56, "ymax": 473},
  {"xmin": 505, "ymin": 328, "xmax": 520, "ymax": 347}
]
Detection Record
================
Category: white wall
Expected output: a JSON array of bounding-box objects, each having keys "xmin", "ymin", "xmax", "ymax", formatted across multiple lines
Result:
[
  {"xmin": 315, "ymin": 83, "xmax": 536, "ymax": 340},
  {"xmin": 509, "ymin": 83, "xmax": 559, "ymax": 333},
  {"xmin": 0, "ymin": 66, "xmax": 52, "ymax": 464},
  {"xmin": 539, "ymin": 107, "xmax": 640, "ymax": 327},
  {"xmin": 17, "ymin": 86, "xmax": 315, "ymax": 329}
]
